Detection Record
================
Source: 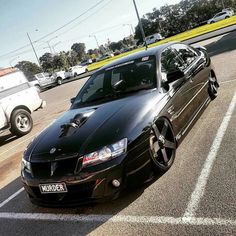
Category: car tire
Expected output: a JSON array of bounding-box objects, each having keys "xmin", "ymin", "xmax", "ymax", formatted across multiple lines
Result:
[
  {"xmin": 225, "ymin": 16, "xmax": 230, "ymax": 19},
  {"xmin": 57, "ymin": 77, "xmax": 62, "ymax": 85},
  {"xmin": 208, "ymin": 72, "xmax": 219, "ymax": 100},
  {"xmin": 35, "ymin": 84, "xmax": 41, "ymax": 93},
  {"xmin": 74, "ymin": 72, "xmax": 77, "ymax": 77},
  {"xmin": 210, "ymin": 21, "xmax": 214, "ymax": 24},
  {"xmin": 10, "ymin": 109, "xmax": 33, "ymax": 136},
  {"xmin": 149, "ymin": 118, "xmax": 176, "ymax": 173}
]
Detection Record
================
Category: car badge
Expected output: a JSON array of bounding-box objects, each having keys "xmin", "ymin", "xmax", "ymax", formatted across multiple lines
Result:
[
  {"xmin": 51, "ymin": 162, "xmax": 58, "ymax": 176},
  {"xmin": 50, "ymin": 147, "xmax": 56, "ymax": 154}
]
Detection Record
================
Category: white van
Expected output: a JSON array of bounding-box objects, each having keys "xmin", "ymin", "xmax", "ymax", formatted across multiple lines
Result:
[
  {"xmin": 145, "ymin": 33, "xmax": 163, "ymax": 45},
  {"xmin": 0, "ymin": 70, "xmax": 46, "ymax": 136}
]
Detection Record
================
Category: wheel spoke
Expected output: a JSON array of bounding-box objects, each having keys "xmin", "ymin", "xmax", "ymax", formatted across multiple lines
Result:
[
  {"xmin": 164, "ymin": 140, "xmax": 175, "ymax": 149},
  {"xmin": 152, "ymin": 124, "xmax": 161, "ymax": 138},
  {"xmin": 161, "ymin": 120, "xmax": 168, "ymax": 136},
  {"xmin": 161, "ymin": 148, "xmax": 169, "ymax": 164},
  {"xmin": 153, "ymin": 141, "xmax": 160, "ymax": 153}
]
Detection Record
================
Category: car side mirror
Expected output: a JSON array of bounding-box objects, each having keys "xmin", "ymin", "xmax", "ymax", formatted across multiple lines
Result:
[
  {"xmin": 70, "ymin": 97, "xmax": 75, "ymax": 104},
  {"xmin": 166, "ymin": 70, "xmax": 185, "ymax": 83}
]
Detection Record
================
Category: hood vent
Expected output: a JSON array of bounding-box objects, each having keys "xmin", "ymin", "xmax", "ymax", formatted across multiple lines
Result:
[{"xmin": 59, "ymin": 110, "xmax": 95, "ymax": 138}]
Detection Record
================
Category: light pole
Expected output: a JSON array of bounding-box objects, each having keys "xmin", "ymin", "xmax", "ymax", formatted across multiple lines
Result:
[
  {"xmin": 43, "ymin": 41, "xmax": 61, "ymax": 54},
  {"xmin": 89, "ymin": 35, "xmax": 100, "ymax": 49},
  {"xmin": 132, "ymin": 0, "xmax": 147, "ymax": 49},
  {"xmin": 51, "ymin": 41, "xmax": 61, "ymax": 54},
  {"xmin": 39, "ymin": 36, "xmax": 58, "ymax": 54},
  {"xmin": 27, "ymin": 32, "xmax": 41, "ymax": 66},
  {"xmin": 123, "ymin": 23, "xmax": 135, "ymax": 35}
]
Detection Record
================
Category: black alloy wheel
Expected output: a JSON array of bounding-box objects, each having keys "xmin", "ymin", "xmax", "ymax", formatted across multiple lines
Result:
[
  {"xmin": 208, "ymin": 72, "xmax": 219, "ymax": 100},
  {"xmin": 149, "ymin": 118, "xmax": 176, "ymax": 172}
]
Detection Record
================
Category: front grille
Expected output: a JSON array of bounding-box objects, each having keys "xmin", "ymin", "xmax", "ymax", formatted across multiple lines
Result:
[
  {"xmin": 30, "ymin": 181, "xmax": 95, "ymax": 203},
  {"xmin": 31, "ymin": 156, "xmax": 83, "ymax": 178}
]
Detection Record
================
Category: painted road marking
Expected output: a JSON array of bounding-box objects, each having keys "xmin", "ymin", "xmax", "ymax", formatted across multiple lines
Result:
[
  {"xmin": 0, "ymin": 212, "xmax": 236, "ymax": 227},
  {"xmin": 220, "ymin": 78, "xmax": 236, "ymax": 84},
  {"xmin": 183, "ymin": 91, "xmax": 236, "ymax": 218},
  {"xmin": 0, "ymin": 188, "xmax": 24, "ymax": 208}
]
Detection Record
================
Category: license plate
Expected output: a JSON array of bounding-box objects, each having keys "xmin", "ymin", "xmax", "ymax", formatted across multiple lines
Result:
[{"xmin": 39, "ymin": 183, "xmax": 67, "ymax": 194}]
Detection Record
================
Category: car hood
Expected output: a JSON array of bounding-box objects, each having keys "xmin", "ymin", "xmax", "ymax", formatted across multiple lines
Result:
[{"xmin": 27, "ymin": 90, "xmax": 165, "ymax": 162}]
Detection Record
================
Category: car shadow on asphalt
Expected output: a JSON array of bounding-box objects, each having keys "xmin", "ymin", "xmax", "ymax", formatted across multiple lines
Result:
[
  {"xmin": 205, "ymin": 30, "xmax": 236, "ymax": 57},
  {"xmin": 1, "ymin": 171, "xmax": 164, "ymax": 235},
  {"xmin": 0, "ymin": 133, "xmax": 18, "ymax": 147}
]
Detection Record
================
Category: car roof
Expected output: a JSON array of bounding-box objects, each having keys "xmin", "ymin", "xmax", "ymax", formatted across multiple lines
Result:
[{"xmin": 100, "ymin": 42, "xmax": 174, "ymax": 70}]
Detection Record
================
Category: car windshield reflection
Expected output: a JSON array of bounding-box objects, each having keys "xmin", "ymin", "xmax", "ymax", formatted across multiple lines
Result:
[{"xmin": 74, "ymin": 56, "xmax": 157, "ymax": 106}]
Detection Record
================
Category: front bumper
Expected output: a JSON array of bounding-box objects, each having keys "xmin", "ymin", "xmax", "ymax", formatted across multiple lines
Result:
[
  {"xmin": 40, "ymin": 100, "xmax": 46, "ymax": 109},
  {"xmin": 21, "ymin": 162, "xmax": 124, "ymax": 207}
]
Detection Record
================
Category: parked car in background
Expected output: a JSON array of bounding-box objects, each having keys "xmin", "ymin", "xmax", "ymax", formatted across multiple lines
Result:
[
  {"xmin": 207, "ymin": 11, "xmax": 232, "ymax": 24},
  {"xmin": 222, "ymin": 8, "xmax": 234, "ymax": 16},
  {"xmin": 145, "ymin": 33, "xmax": 163, "ymax": 45},
  {"xmin": 0, "ymin": 70, "xmax": 45, "ymax": 136},
  {"xmin": 96, "ymin": 53, "xmax": 114, "ymax": 62},
  {"xmin": 80, "ymin": 59, "xmax": 92, "ymax": 66},
  {"xmin": 65, "ymin": 65, "xmax": 88, "ymax": 78},
  {"xmin": 52, "ymin": 70, "xmax": 67, "ymax": 85},
  {"xmin": 29, "ymin": 72, "xmax": 56, "ymax": 92}
]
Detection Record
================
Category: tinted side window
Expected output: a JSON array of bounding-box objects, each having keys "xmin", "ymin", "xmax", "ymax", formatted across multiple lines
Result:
[
  {"xmin": 161, "ymin": 47, "xmax": 183, "ymax": 74},
  {"xmin": 172, "ymin": 44, "xmax": 197, "ymax": 70},
  {"xmin": 81, "ymin": 73, "xmax": 104, "ymax": 102}
]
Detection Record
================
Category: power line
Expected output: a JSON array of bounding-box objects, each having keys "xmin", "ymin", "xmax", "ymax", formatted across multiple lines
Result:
[
  {"xmin": 0, "ymin": 0, "xmax": 106, "ymax": 59},
  {"xmin": 54, "ymin": 0, "xmax": 114, "ymax": 38}
]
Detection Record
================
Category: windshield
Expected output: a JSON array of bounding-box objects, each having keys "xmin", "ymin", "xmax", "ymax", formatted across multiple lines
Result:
[{"xmin": 74, "ymin": 56, "xmax": 156, "ymax": 105}]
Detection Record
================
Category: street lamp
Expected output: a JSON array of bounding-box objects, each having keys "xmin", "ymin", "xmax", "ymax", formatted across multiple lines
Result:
[
  {"xmin": 51, "ymin": 41, "xmax": 61, "ymax": 54},
  {"xmin": 38, "ymin": 36, "xmax": 58, "ymax": 54},
  {"xmin": 89, "ymin": 35, "xmax": 100, "ymax": 49},
  {"xmin": 132, "ymin": 0, "xmax": 147, "ymax": 49},
  {"xmin": 123, "ymin": 23, "xmax": 135, "ymax": 35},
  {"xmin": 27, "ymin": 32, "xmax": 41, "ymax": 66}
]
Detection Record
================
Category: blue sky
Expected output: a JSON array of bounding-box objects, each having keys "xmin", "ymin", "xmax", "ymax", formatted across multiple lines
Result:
[{"xmin": 0, "ymin": 0, "xmax": 180, "ymax": 67}]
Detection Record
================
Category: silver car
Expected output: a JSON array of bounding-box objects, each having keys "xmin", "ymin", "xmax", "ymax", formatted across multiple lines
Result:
[{"xmin": 207, "ymin": 11, "xmax": 232, "ymax": 24}]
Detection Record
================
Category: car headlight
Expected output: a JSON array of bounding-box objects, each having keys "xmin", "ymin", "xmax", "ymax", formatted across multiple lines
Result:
[
  {"xmin": 82, "ymin": 138, "xmax": 127, "ymax": 167},
  {"xmin": 21, "ymin": 158, "xmax": 31, "ymax": 174}
]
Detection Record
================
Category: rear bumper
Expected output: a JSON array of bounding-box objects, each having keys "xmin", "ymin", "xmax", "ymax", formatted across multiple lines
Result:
[{"xmin": 40, "ymin": 100, "xmax": 46, "ymax": 109}]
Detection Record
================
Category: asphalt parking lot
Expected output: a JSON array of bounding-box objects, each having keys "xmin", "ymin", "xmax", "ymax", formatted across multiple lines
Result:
[{"xmin": 1, "ymin": 31, "xmax": 236, "ymax": 235}]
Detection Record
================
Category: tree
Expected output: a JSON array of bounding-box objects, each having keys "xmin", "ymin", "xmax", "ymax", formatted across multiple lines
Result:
[
  {"xmin": 65, "ymin": 50, "xmax": 78, "ymax": 67},
  {"xmin": 39, "ymin": 53, "xmax": 54, "ymax": 72},
  {"xmin": 71, "ymin": 43, "xmax": 86, "ymax": 61},
  {"xmin": 52, "ymin": 52, "xmax": 68, "ymax": 70},
  {"xmin": 15, "ymin": 61, "xmax": 42, "ymax": 79}
]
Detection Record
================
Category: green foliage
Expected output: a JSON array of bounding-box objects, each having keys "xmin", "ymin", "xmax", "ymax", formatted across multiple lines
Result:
[
  {"xmin": 134, "ymin": 0, "xmax": 236, "ymax": 42},
  {"xmin": 15, "ymin": 61, "xmax": 42, "ymax": 79},
  {"xmin": 71, "ymin": 42, "xmax": 86, "ymax": 61}
]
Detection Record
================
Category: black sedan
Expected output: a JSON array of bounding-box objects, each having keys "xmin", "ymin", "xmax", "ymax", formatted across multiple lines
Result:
[{"xmin": 21, "ymin": 42, "xmax": 219, "ymax": 206}]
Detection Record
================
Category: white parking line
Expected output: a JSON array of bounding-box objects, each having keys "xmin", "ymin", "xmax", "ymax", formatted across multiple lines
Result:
[
  {"xmin": 0, "ymin": 212, "xmax": 236, "ymax": 227},
  {"xmin": 0, "ymin": 188, "xmax": 24, "ymax": 208},
  {"xmin": 220, "ymin": 79, "xmax": 236, "ymax": 84},
  {"xmin": 183, "ymin": 91, "xmax": 236, "ymax": 218}
]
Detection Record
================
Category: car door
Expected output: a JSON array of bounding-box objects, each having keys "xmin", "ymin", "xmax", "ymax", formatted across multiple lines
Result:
[
  {"xmin": 0, "ymin": 104, "xmax": 7, "ymax": 128},
  {"xmin": 160, "ymin": 46, "xmax": 195, "ymax": 137},
  {"xmin": 172, "ymin": 44, "xmax": 209, "ymax": 135},
  {"xmin": 36, "ymin": 73, "xmax": 47, "ymax": 87}
]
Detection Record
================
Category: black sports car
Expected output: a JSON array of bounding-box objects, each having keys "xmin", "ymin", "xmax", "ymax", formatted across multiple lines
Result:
[{"xmin": 21, "ymin": 42, "xmax": 219, "ymax": 206}]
